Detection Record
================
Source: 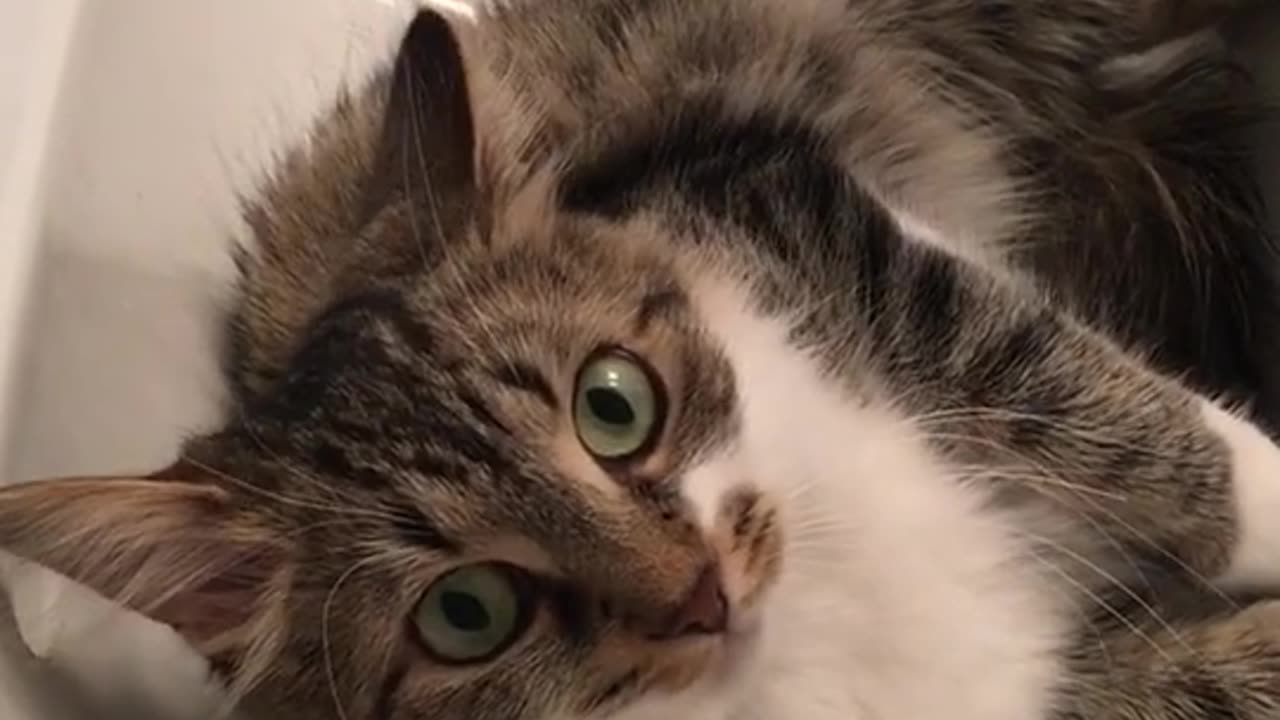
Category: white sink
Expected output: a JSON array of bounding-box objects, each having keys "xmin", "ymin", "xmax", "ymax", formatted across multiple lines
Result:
[
  {"xmin": 0, "ymin": 1, "xmax": 1277, "ymax": 718},
  {"xmin": 0, "ymin": 1, "xmax": 426, "ymax": 717}
]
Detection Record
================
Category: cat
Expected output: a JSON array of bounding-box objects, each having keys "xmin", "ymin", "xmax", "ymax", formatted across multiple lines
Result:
[{"xmin": 4, "ymin": 0, "xmax": 1280, "ymax": 719}]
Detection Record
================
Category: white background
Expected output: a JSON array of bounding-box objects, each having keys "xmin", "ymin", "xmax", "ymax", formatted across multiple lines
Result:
[{"xmin": 0, "ymin": 1, "xmax": 423, "ymax": 717}]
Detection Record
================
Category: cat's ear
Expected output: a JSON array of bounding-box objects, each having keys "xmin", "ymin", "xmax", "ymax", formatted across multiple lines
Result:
[
  {"xmin": 0, "ymin": 462, "xmax": 284, "ymax": 658},
  {"xmin": 365, "ymin": 8, "xmax": 478, "ymax": 225}
]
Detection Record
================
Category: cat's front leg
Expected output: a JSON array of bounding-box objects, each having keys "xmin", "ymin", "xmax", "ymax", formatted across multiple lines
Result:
[
  {"xmin": 1198, "ymin": 401, "xmax": 1280, "ymax": 592},
  {"xmin": 859, "ymin": 244, "xmax": 1280, "ymax": 594},
  {"xmin": 1062, "ymin": 598, "xmax": 1280, "ymax": 720}
]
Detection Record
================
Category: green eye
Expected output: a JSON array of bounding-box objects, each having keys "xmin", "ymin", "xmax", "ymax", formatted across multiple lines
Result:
[
  {"xmin": 414, "ymin": 564, "xmax": 531, "ymax": 664},
  {"xmin": 574, "ymin": 351, "xmax": 661, "ymax": 460}
]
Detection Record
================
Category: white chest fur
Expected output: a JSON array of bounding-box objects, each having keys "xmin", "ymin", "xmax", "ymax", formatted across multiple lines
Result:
[{"xmin": 670, "ymin": 279, "xmax": 1072, "ymax": 720}]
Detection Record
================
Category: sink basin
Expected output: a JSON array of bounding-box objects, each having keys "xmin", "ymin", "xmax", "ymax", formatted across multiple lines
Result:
[
  {"xmin": 0, "ymin": 1, "xmax": 426, "ymax": 717},
  {"xmin": 0, "ymin": 1, "xmax": 1277, "ymax": 718}
]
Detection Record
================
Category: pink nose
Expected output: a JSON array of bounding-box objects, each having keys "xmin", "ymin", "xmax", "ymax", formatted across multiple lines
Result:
[{"xmin": 653, "ymin": 565, "xmax": 728, "ymax": 639}]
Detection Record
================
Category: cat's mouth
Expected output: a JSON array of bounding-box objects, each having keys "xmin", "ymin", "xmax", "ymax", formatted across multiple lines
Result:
[
  {"xmin": 587, "ymin": 487, "xmax": 782, "ymax": 704},
  {"xmin": 617, "ymin": 599, "xmax": 765, "ymax": 702},
  {"xmin": 692, "ymin": 612, "xmax": 769, "ymax": 700},
  {"xmin": 644, "ymin": 485, "xmax": 781, "ymax": 691}
]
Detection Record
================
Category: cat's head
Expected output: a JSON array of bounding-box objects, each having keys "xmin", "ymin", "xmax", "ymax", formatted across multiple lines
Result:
[{"xmin": 0, "ymin": 9, "xmax": 787, "ymax": 720}]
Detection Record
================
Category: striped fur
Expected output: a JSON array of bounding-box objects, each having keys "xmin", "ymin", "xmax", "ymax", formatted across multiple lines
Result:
[{"xmin": 3, "ymin": 1, "xmax": 1280, "ymax": 719}]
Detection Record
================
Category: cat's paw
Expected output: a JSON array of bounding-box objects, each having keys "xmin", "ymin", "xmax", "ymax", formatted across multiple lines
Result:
[
  {"xmin": 1201, "ymin": 400, "xmax": 1280, "ymax": 592},
  {"xmin": 1071, "ymin": 598, "xmax": 1280, "ymax": 720},
  {"xmin": 1234, "ymin": 599, "xmax": 1280, "ymax": 641}
]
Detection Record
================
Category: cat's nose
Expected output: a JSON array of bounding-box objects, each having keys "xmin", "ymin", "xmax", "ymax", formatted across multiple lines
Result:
[{"xmin": 654, "ymin": 564, "xmax": 728, "ymax": 639}]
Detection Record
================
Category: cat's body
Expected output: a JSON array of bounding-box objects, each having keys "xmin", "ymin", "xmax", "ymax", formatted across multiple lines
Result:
[{"xmin": 5, "ymin": 1, "xmax": 1280, "ymax": 719}]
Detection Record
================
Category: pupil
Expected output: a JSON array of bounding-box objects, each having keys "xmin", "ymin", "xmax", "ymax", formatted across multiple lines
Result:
[
  {"xmin": 441, "ymin": 591, "xmax": 491, "ymax": 632},
  {"xmin": 587, "ymin": 388, "xmax": 635, "ymax": 426}
]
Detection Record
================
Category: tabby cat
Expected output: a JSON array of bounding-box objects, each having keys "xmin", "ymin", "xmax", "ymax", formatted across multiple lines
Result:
[{"xmin": 5, "ymin": 1, "xmax": 1280, "ymax": 719}]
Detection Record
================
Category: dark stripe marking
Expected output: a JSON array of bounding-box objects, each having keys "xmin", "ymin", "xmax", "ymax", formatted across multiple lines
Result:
[
  {"xmin": 374, "ymin": 659, "xmax": 410, "ymax": 720},
  {"xmin": 388, "ymin": 501, "xmax": 460, "ymax": 553},
  {"xmin": 584, "ymin": 669, "xmax": 641, "ymax": 713},
  {"xmin": 491, "ymin": 361, "xmax": 559, "ymax": 410},
  {"xmin": 635, "ymin": 286, "xmax": 687, "ymax": 335}
]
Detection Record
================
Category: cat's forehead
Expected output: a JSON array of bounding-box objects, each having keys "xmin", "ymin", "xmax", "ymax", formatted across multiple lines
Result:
[
  {"xmin": 243, "ymin": 255, "xmax": 739, "ymax": 489},
  {"xmin": 421, "ymin": 214, "xmax": 696, "ymax": 324}
]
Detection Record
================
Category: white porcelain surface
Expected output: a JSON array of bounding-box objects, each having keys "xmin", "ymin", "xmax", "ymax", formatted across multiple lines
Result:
[
  {"xmin": 0, "ymin": 1, "xmax": 423, "ymax": 717},
  {"xmin": 0, "ymin": 1, "xmax": 83, "ymax": 486},
  {"xmin": 0, "ymin": 1, "xmax": 1277, "ymax": 719}
]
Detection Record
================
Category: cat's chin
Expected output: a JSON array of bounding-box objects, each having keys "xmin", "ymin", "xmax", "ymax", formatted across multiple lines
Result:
[
  {"xmin": 605, "ymin": 614, "xmax": 767, "ymax": 720},
  {"xmin": 707, "ymin": 606, "xmax": 766, "ymax": 687},
  {"xmin": 664, "ymin": 603, "xmax": 767, "ymax": 693}
]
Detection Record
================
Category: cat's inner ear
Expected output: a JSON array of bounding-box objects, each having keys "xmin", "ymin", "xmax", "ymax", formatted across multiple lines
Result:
[
  {"xmin": 366, "ymin": 7, "xmax": 477, "ymax": 225},
  {"xmin": 0, "ymin": 462, "xmax": 283, "ymax": 658}
]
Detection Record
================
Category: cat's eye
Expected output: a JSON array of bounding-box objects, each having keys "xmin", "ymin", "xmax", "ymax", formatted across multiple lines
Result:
[
  {"xmin": 414, "ymin": 563, "xmax": 533, "ymax": 664},
  {"xmin": 574, "ymin": 351, "xmax": 662, "ymax": 460}
]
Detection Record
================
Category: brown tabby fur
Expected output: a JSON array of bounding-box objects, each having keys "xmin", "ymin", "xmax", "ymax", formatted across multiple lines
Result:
[{"xmin": 3, "ymin": 1, "xmax": 1280, "ymax": 719}]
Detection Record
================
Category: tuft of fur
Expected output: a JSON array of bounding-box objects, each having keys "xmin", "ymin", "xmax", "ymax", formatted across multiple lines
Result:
[{"xmin": 4, "ymin": 1, "xmax": 1280, "ymax": 720}]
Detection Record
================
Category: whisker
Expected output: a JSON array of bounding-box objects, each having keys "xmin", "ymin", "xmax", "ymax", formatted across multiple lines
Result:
[
  {"xmin": 322, "ymin": 555, "xmax": 385, "ymax": 720},
  {"xmin": 1026, "ymin": 549, "xmax": 1174, "ymax": 663},
  {"xmin": 924, "ymin": 431, "xmax": 1121, "ymax": 500},
  {"xmin": 401, "ymin": 61, "xmax": 435, "ymax": 268},
  {"xmin": 952, "ymin": 452, "xmax": 1237, "ymax": 611},
  {"xmin": 915, "ymin": 406, "xmax": 1179, "ymax": 460},
  {"xmin": 181, "ymin": 457, "xmax": 408, "ymax": 526},
  {"xmin": 1067, "ymin": 488, "xmax": 1239, "ymax": 611},
  {"xmin": 1021, "ymin": 530, "xmax": 1195, "ymax": 659}
]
